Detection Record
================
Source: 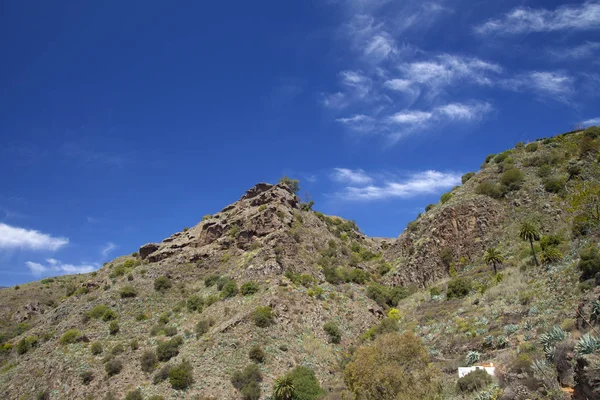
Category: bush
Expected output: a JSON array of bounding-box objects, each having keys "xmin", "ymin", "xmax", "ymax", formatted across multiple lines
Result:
[
  {"xmin": 440, "ymin": 192, "xmax": 452, "ymax": 204},
  {"xmin": 500, "ymin": 168, "xmax": 525, "ymax": 191},
  {"xmin": 525, "ymin": 142, "xmax": 538, "ymax": 152},
  {"xmin": 124, "ymin": 389, "xmax": 143, "ymax": 400},
  {"xmin": 169, "ymin": 360, "xmax": 194, "ymax": 390},
  {"xmin": 91, "ymin": 341, "xmax": 103, "ymax": 355},
  {"xmin": 579, "ymin": 247, "xmax": 600, "ymax": 281},
  {"xmin": 240, "ymin": 281, "xmax": 260, "ymax": 296},
  {"xmin": 101, "ymin": 309, "xmax": 118, "ymax": 321},
  {"xmin": 141, "ymin": 350, "xmax": 157, "ymax": 373},
  {"xmin": 80, "ymin": 371, "xmax": 94, "ymax": 385},
  {"xmin": 456, "ymin": 369, "xmax": 492, "ymax": 392},
  {"xmin": 135, "ymin": 312, "xmax": 148, "ymax": 321},
  {"xmin": 231, "ymin": 363, "xmax": 262, "ymax": 392},
  {"xmin": 323, "ymin": 322, "xmax": 341, "ymax": 344},
  {"xmin": 154, "ymin": 276, "xmax": 172, "ymax": 292},
  {"xmin": 87, "ymin": 304, "xmax": 110, "ymax": 319},
  {"xmin": 344, "ymin": 332, "xmax": 439, "ymax": 399},
  {"xmin": 543, "ymin": 176, "xmax": 565, "ymax": 193},
  {"xmin": 537, "ymin": 164, "xmax": 553, "ymax": 177},
  {"xmin": 461, "ymin": 172, "xmax": 475, "ymax": 184},
  {"xmin": 187, "ymin": 295, "xmax": 203, "ymax": 312},
  {"xmin": 105, "ymin": 358, "xmax": 123, "ymax": 377},
  {"xmin": 157, "ymin": 336, "xmax": 183, "ymax": 361},
  {"xmin": 16, "ymin": 338, "xmax": 30, "ymax": 355},
  {"xmin": 447, "ymin": 277, "xmax": 472, "ymax": 299},
  {"xmin": 111, "ymin": 344, "xmax": 125, "ymax": 355},
  {"xmin": 120, "ymin": 286, "xmax": 137, "ymax": 298},
  {"xmin": 541, "ymin": 246, "xmax": 563, "ymax": 265},
  {"xmin": 241, "ymin": 381, "xmax": 261, "ymax": 400},
  {"xmin": 204, "ymin": 274, "xmax": 221, "ymax": 287},
  {"xmin": 195, "ymin": 319, "xmax": 214, "ymax": 338},
  {"xmin": 153, "ymin": 365, "xmax": 172, "ymax": 384},
  {"xmin": 164, "ymin": 326, "xmax": 178, "ymax": 337},
  {"xmin": 221, "ymin": 280, "xmax": 238, "ymax": 298},
  {"xmin": 252, "ymin": 306, "xmax": 274, "ymax": 327},
  {"xmin": 109, "ymin": 321, "xmax": 120, "ymax": 335},
  {"xmin": 59, "ymin": 329, "xmax": 81, "ymax": 345},
  {"xmin": 540, "ymin": 235, "xmax": 561, "ymax": 250},
  {"xmin": 249, "ymin": 345, "xmax": 265, "ymax": 363},
  {"xmin": 494, "ymin": 151, "xmax": 511, "ymax": 163},
  {"xmin": 476, "ymin": 181, "xmax": 504, "ymax": 199}
]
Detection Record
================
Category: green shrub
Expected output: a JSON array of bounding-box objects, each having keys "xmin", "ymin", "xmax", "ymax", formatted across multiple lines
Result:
[
  {"xmin": 87, "ymin": 304, "xmax": 110, "ymax": 319},
  {"xmin": 543, "ymin": 176, "xmax": 565, "ymax": 193},
  {"xmin": 204, "ymin": 274, "xmax": 221, "ymax": 287},
  {"xmin": 540, "ymin": 235, "xmax": 561, "ymax": 250},
  {"xmin": 187, "ymin": 295, "xmax": 203, "ymax": 312},
  {"xmin": 164, "ymin": 326, "xmax": 178, "ymax": 337},
  {"xmin": 425, "ymin": 204, "xmax": 435, "ymax": 212},
  {"xmin": 153, "ymin": 365, "xmax": 172, "ymax": 384},
  {"xmin": 16, "ymin": 338, "xmax": 30, "ymax": 355},
  {"xmin": 249, "ymin": 345, "xmax": 265, "ymax": 363},
  {"xmin": 568, "ymin": 164, "xmax": 582, "ymax": 178},
  {"xmin": 91, "ymin": 341, "xmax": 103, "ymax": 355},
  {"xmin": 461, "ymin": 172, "xmax": 475, "ymax": 184},
  {"xmin": 105, "ymin": 358, "xmax": 123, "ymax": 377},
  {"xmin": 279, "ymin": 176, "xmax": 300, "ymax": 194},
  {"xmin": 525, "ymin": 142, "xmax": 538, "ymax": 152},
  {"xmin": 579, "ymin": 247, "xmax": 600, "ymax": 281},
  {"xmin": 195, "ymin": 319, "xmax": 214, "ymax": 338},
  {"xmin": 36, "ymin": 390, "xmax": 50, "ymax": 400},
  {"xmin": 323, "ymin": 322, "xmax": 341, "ymax": 344},
  {"xmin": 59, "ymin": 329, "xmax": 81, "ymax": 345},
  {"xmin": 447, "ymin": 277, "xmax": 472, "ymax": 299},
  {"xmin": 476, "ymin": 181, "xmax": 504, "ymax": 199},
  {"xmin": 494, "ymin": 151, "xmax": 511, "ymax": 163},
  {"xmin": 169, "ymin": 360, "xmax": 194, "ymax": 390},
  {"xmin": 135, "ymin": 312, "xmax": 148, "ymax": 321},
  {"xmin": 221, "ymin": 280, "xmax": 238, "ymax": 298},
  {"xmin": 157, "ymin": 336, "xmax": 183, "ymax": 361},
  {"xmin": 124, "ymin": 389, "xmax": 143, "ymax": 400},
  {"xmin": 120, "ymin": 286, "xmax": 137, "ymax": 298},
  {"xmin": 241, "ymin": 381, "xmax": 261, "ymax": 400},
  {"xmin": 240, "ymin": 281, "xmax": 260, "ymax": 296},
  {"xmin": 80, "ymin": 371, "xmax": 94, "ymax": 385},
  {"xmin": 537, "ymin": 164, "xmax": 552, "ymax": 177},
  {"xmin": 109, "ymin": 321, "xmax": 120, "ymax": 335},
  {"xmin": 110, "ymin": 264, "xmax": 127, "ymax": 278},
  {"xmin": 111, "ymin": 344, "xmax": 125, "ymax": 355},
  {"xmin": 500, "ymin": 168, "xmax": 525, "ymax": 191},
  {"xmin": 456, "ymin": 369, "xmax": 492, "ymax": 392},
  {"xmin": 284, "ymin": 366, "xmax": 325, "ymax": 400},
  {"xmin": 440, "ymin": 192, "xmax": 452, "ymax": 204},
  {"xmin": 252, "ymin": 306, "xmax": 274, "ymax": 328},
  {"xmin": 231, "ymin": 363, "xmax": 263, "ymax": 391},
  {"xmin": 154, "ymin": 276, "xmax": 172, "ymax": 292},
  {"xmin": 130, "ymin": 339, "xmax": 139, "ymax": 350}
]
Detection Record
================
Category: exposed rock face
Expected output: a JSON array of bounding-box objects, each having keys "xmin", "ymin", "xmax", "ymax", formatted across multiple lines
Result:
[
  {"xmin": 386, "ymin": 197, "xmax": 507, "ymax": 287},
  {"xmin": 11, "ymin": 301, "xmax": 44, "ymax": 323},
  {"xmin": 139, "ymin": 243, "xmax": 160, "ymax": 259}
]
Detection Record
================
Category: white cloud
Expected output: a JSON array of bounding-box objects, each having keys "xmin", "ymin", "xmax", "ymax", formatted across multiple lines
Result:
[
  {"xmin": 101, "ymin": 242, "xmax": 117, "ymax": 258},
  {"xmin": 388, "ymin": 102, "xmax": 491, "ymax": 126},
  {"xmin": 321, "ymin": 92, "xmax": 347, "ymax": 109},
  {"xmin": 503, "ymin": 71, "xmax": 575, "ymax": 100},
  {"xmin": 331, "ymin": 168, "xmax": 374, "ymax": 185},
  {"xmin": 388, "ymin": 110, "xmax": 434, "ymax": 125},
  {"xmin": 548, "ymin": 41, "xmax": 600, "ymax": 60},
  {"xmin": 335, "ymin": 170, "xmax": 461, "ymax": 200},
  {"xmin": 25, "ymin": 259, "xmax": 97, "ymax": 277},
  {"xmin": 0, "ymin": 223, "xmax": 68, "ymax": 251},
  {"xmin": 335, "ymin": 114, "xmax": 376, "ymax": 132},
  {"xmin": 398, "ymin": 54, "xmax": 502, "ymax": 90},
  {"xmin": 582, "ymin": 117, "xmax": 600, "ymax": 126},
  {"xmin": 475, "ymin": 2, "xmax": 600, "ymax": 35},
  {"xmin": 340, "ymin": 70, "xmax": 372, "ymax": 99}
]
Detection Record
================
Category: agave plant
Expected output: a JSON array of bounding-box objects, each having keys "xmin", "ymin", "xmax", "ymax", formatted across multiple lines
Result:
[
  {"xmin": 539, "ymin": 326, "xmax": 567, "ymax": 361},
  {"xmin": 575, "ymin": 333, "xmax": 600, "ymax": 357},
  {"xmin": 273, "ymin": 375, "xmax": 295, "ymax": 400},
  {"xmin": 465, "ymin": 351, "xmax": 480, "ymax": 366}
]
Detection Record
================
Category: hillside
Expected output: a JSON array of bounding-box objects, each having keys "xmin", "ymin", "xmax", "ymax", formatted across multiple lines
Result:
[{"xmin": 1, "ymin": 127, "xmax": 600, "ymax": 400}]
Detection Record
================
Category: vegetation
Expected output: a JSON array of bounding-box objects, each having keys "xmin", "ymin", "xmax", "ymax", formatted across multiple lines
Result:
[
  {"xmin": 578, "ymin": 246, "xmax": 600, "ymax": 281},
  {"xmin": 59, "ymin": 329, "xmax": 81, "ymax": 345},
  {"xmin": 105, "ymin": 358, "xmax": 123, "ymax": 377},
  {"xmin": 279, "ymin": 176, "xmax": 300, "ymax": 194},
  {"xmin": 456, "ymin": 369, "xmax": 493, "ymax": 392},
  {"xmin": 154, "ymin": 276, "xmax": 172, "ymax": 292},
  {"xmin": 344, "ymin": 332, "xmax": 441, "ymax": 399},
  {"xmin": 447, "ymin": 277, "xmax": 472, "ymax": 299},
  {"xmin": 124, "ymin": 389, "xmax": 143, "ymax": 400},
  {"xmin": 169, "ymin": 360, "xmax": 194, "ymax": 390},
  {"xmin": 240, "ymin": 281, "xmax": 259, "ymax": 295},
  {"xmin": 252, "ymin": 306, "xmax": 274, "ymax": 327},
  {"xmin": 323, "ymin": 321, "xmax": 341, "ymax": 344},
  {"xmin": 119, "ymin": 285, "xmax": 137, "ymax": 298},
  {"xmin": 500, "ymin": 168, "xmax": 525, "ymax": 191},
  {"xmin": 248, "ymin": 345, "xmax": 265, "ymax": 363},
  {"xmin": 157, "ymin": 336, "xmax": 183, "ymax": 361},
  {"xmin": 483, "ymin": 248, "xmax": 504, "ymax": 274},
  {"xmin": 519, "ymin": 221, "xmax": 541, "ymax": 266},
  {"xmin": 461, "ymin": 172, "xmax": 475, "ymax": 184},
  {"xmin": 109, "ymin": 321, "xmax": 120, "ymax": 335},
  {"xmin": 141, "ymin": 350, "xmax": 157, "ymax": 373},
  {"xmin": 231, "ymin": 364, "xmax": 262, "ymax": 399}
]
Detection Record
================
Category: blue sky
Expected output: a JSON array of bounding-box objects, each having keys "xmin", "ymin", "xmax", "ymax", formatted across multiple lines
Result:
[{"xmin": 1, "ymin": 0, "xmax": 599, "ymax": 285}]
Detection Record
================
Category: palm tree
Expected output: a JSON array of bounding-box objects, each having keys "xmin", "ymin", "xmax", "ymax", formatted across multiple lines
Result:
[
  {"xmin": 520, "ymin": 222, "xmax": 541, "ymax": 266},
  {"xmin": 273, "ymin": 375, "xmax": 294, "ymax": 400},
  {"xmin": 483, "ymin": 248, "xmax": 504, "ymax": 274}
]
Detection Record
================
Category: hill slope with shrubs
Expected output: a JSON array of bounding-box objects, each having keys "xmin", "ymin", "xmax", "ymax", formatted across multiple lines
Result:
[{"xmin": 0, "ymin": 127, "xmax": 600, "ymax": 400}]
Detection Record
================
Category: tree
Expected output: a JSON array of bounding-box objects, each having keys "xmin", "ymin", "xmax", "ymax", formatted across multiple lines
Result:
[
  {"xmin": 273, "ymin": 376, "xmax": 294, "ymax": 400},
  {"xmin": 519, "ymin": 222, "xmax": 541, "ymax": 267},
  {"xmin": 278, "ymin": 176, "xmax": 300, "ymax": 194},
  {"xmin": 483, "ymin": 248, "xmax": 504, "ymax": 274}
]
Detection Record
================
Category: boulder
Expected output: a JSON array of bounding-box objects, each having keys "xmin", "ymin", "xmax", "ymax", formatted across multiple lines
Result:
[{"xmin": 139, "ymin": 243, "xmax": 160, "ymax": 260}]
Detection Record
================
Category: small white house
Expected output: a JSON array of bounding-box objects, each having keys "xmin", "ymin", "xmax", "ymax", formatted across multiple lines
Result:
[{"xmin": 458, "ymin": 363, "xmax": 496, "ymax": 378}]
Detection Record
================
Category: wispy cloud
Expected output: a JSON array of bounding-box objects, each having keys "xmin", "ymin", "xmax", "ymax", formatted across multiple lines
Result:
[
  {"xmin": 0, "ymin": 223, "xmax": 68, "ymax": 251},
  {"xmin": 26, "ymin": 259, "xmax": 97, "ymax": 277},
  {"xmin": 475, "ymin": 2, "xmax": 600, "ymax": 35},
  {"xmin": 548, "ymin": 41, "xmax": 600, "ymax": 60},
  {"xmin": 101, "ymin": 242, "xmax": 117, "ymax": 258},
  {"xmin": 331, "ymin": 168, "xmax": 374, "ymax": 185},
  {"xmin": 502, "ymin": 71, "xmax": 575, "ymax": 101},
  {"xmin": 332, "ymin": 170, "xmax": 461, "ymax": 201},
  {"xmin": 335, "ymin": 114, "xmax": 376, "ymax": 133},
  {"xmin": 582, "ymin": 117, "xmax": 600, "ymax": 126}
]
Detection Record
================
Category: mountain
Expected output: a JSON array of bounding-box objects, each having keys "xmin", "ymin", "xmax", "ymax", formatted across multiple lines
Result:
[{"xmin": 1, "ymin": 127, "xmax": 600, "ymax": 400}]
